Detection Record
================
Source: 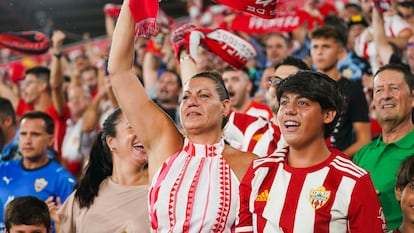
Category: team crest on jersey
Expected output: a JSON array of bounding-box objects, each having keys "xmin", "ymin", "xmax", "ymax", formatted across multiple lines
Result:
[
  {"xmin": 34, "ymin": 178, "xmax": 48, "ymax": 192},
  {"xmin": 309, "ymin": 186, "xmax": 331, "ymax": 210}
]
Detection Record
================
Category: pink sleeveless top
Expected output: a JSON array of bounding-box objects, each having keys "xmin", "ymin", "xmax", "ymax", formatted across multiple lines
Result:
[{"xmin": 149, "ymin": 138, "xmax": 239, "ymax": 233}]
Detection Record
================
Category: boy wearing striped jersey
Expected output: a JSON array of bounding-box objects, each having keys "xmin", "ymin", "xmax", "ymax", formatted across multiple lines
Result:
[{"xmin": 236, "ymin": 71, "xmax": 387, "ymax": 233}]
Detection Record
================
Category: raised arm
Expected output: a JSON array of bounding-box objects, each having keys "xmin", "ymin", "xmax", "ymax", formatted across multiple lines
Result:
[
  {"xmin": 0, "ymin": 78, "xmax": 19, "ymax": 109},
  {"xmin": 50, "ymin": 30, "xmax": 67, "ymax": 116},
  {"xmin": 107, "ymin": 0, "xmax": 183, "ymax": 179}
]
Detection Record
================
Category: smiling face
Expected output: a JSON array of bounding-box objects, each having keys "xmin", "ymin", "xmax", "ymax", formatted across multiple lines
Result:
[
  {"xmin": 373, "ymin": 69, "xmax": 414, "ymax": 126},
  {"xmin": 180, "ymin": 77, "xmax": 229, "ymax": 135},
  {"xmin": 277, "ymin": 92, "xmax": 335, "ymax": 148},
  {"xmin": 107, "ymin": 114, "xmax": 147, "ymax": 166}
]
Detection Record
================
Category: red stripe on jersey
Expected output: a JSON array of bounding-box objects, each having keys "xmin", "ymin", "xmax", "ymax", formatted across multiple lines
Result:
[
  {"xmin": 279, "ymin": 173, "xmax": 306, "ymax": 231},
  {"xmin": 313, "ymin": 167, "xmax": 341, "ymax": 233}
]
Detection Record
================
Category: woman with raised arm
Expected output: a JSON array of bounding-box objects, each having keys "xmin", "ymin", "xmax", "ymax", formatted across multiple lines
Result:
[{"xmin": 108, "ymin": 0, "xmax": 257, "ymax": 232}]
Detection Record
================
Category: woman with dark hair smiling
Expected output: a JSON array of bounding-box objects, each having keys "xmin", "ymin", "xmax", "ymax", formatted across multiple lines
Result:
[{"xmin": 51, "ymin": 108, "xmax": 150, "ymax": 233}]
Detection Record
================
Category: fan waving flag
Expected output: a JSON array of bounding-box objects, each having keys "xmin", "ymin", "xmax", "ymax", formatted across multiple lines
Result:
[
  {"xmin": 0, "ymin": 31, "xmax": 50, "ymax": 55},
  {"xmin": 212, "ymin": 0, "xmax": 278, "ymax": 19}
]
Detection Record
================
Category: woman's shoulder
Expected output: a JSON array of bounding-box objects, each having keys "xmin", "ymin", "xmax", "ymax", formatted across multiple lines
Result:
[{"xmin": 223, "ymin": 145, "xmax": 258, "ymax": 181}]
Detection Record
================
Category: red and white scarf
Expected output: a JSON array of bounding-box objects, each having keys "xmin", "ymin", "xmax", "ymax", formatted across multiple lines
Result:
[
  {"xmin": 212, "ymin": 0, "xmax": 278, "ymax": 19},
  {"xmin": 129, "ymin": 0, "xmax": 159, "ymax": 37},
  {"xmin": 187, "ymin": 27, "xmax": 257, "ymax": 69}
]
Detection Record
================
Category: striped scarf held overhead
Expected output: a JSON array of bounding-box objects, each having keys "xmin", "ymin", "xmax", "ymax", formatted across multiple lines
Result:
[{"xmin": 129, "ymin": 0, "xmax": 159, "ymax": 37}]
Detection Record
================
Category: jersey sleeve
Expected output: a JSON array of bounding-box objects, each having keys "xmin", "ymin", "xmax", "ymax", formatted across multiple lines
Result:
[
  {"xmin": 55, "ymin": 170, "xmax": 76, "ymax": 202},
  {"xmin": 236, "ymin": 164, "xmax": 255, "ymax": 233},
  {"xmin": 348, "ymin": 173, "xmax": 388, "ymax": 232}
]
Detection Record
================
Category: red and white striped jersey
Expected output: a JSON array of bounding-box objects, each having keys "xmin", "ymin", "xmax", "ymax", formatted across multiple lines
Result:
[
  {"xmin": 149, "ymin": 138, "xmax": 239, "ymax": 233},
  {"xmin": 224, "ymin": 112, "xmax": 281, "ymax": 157},
  {"xmin": 236, "ymin": 148, "xmax": 388, "ymax": 233},
  {"xmin": 243, "ymin": 100, "xmax": 274, "ymax": 120}
]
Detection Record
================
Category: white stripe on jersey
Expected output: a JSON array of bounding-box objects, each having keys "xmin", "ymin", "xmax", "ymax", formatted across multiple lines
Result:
[
  {"xmin": 334, "ymin": 156, "xmax": 367, "ymax": 176},
  {"xmin": 252, "ymin": 156, "xmax": 284, "ymax": 169},
  {"xmin": 262, "ymin": 163, "xmax": 290, "ymax": 233},
  {"xmin": 292, "ymin": 167, "xmax": 330, "ymax": 233},
  {"xmin": 235, "ymin": 226, "xmax": 253, "ymax": 232},
  {"xmin": 329, "ymin": 176, "xmax": 356, "ymax": 233},
  {"xmin": 330, "ymin": 157, "xmax": 366, "ymax": 178},
  {"xmin": 246, "ymin": 108, "xmax": 271, "ymax": 120}
]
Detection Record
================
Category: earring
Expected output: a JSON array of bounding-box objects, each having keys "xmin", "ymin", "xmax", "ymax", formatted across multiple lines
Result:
[{"xmin": 110, "ymin": 147, "xmax": 116, "ymax": 152}]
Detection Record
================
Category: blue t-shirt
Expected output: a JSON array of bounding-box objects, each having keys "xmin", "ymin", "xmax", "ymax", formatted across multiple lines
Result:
[{"xmin": 0, "ymin": 159, "xmax": 76, "ymax": 232}]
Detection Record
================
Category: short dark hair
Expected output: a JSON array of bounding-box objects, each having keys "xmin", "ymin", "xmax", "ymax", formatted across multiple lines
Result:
[
  {"xmin": 80, "ymin": 65, "xmax": 98, "ymax": 77},
  {"xmin": 265, "ymin": 32, "xmax": 292, "ymax": 48},
  {"xmin": 4, "ymin": 196, "xmax": 51, "ymax": 231},
  {"xmin": 395, "ymin": 155, "xmax": 414, "ymax": 191},
  {"xmin": 375, "ymin": 63, "xmax": 414, "ymax": 92},
  {"xmin": 25, "ymin": 66, "xmax": 51, "ymax": 93},
  {"xmin": 0, "ymin": 97, "xmax": 16, "ymax": 126},
  {"xmin": 276, "ymin": 70, "xmax": 343, "ymax": 138},
  {"xmin": 20, "ymin": 111, "xmax": 54, "ymax": 135},
  {"xmin": 222, "ymin": 66, "xmax": 252, "ymax": 81},
  {"xmin": 310, "ymin": 25, "xmax": 347, "ymax": 48},
  {"xmin": 274, "ymin": 56, "xmax": 311, "ymax": 72},
  {"xmin": 161, "ymin": 69, "xmax": 183, "ymax": 89}
]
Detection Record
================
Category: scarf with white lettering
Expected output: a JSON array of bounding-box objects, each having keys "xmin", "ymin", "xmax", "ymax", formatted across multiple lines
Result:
[
  {"xmin": 129, "ymin": 0, "xmax": 159, "ymax": 37},
  {"xmin": 212, "ymin": 0, "xmax": 278, "ymax": 19},
  {"xmin": 188, "ymin": 27, "xmax": 257, "ymax": 69}
]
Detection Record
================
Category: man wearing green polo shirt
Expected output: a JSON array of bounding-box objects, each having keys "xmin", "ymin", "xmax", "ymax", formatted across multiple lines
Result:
[{"xmin": 353, "ymin": 63, "xmax": 414, "ymax": 231}]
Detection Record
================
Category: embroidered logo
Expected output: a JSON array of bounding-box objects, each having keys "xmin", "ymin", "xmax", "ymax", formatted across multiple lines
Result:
[
  {"xmin": 256, "ymin": 189, "xmax": 270, "ymax": 201},
  {"xmin": 34, "ymin": 178, "xmax": 48, "ymax": 192},
  {"xmin": 309, "ymin": 186, "xmax": 331, "ymax": 210}
]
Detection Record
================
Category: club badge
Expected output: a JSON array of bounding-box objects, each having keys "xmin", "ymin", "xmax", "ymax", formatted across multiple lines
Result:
[
  {"xmin": 309, "ymin": 186, "xmax": 331, "ymax": 210},
  {"xmin": 34, "ymin": 178, "xmax": 48, "ymax": 192}
]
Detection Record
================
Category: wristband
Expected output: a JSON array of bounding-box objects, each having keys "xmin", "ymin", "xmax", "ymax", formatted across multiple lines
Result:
[{"xmin": 53, "ymin": 52, "xmax": 63, "ymax": 58}]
